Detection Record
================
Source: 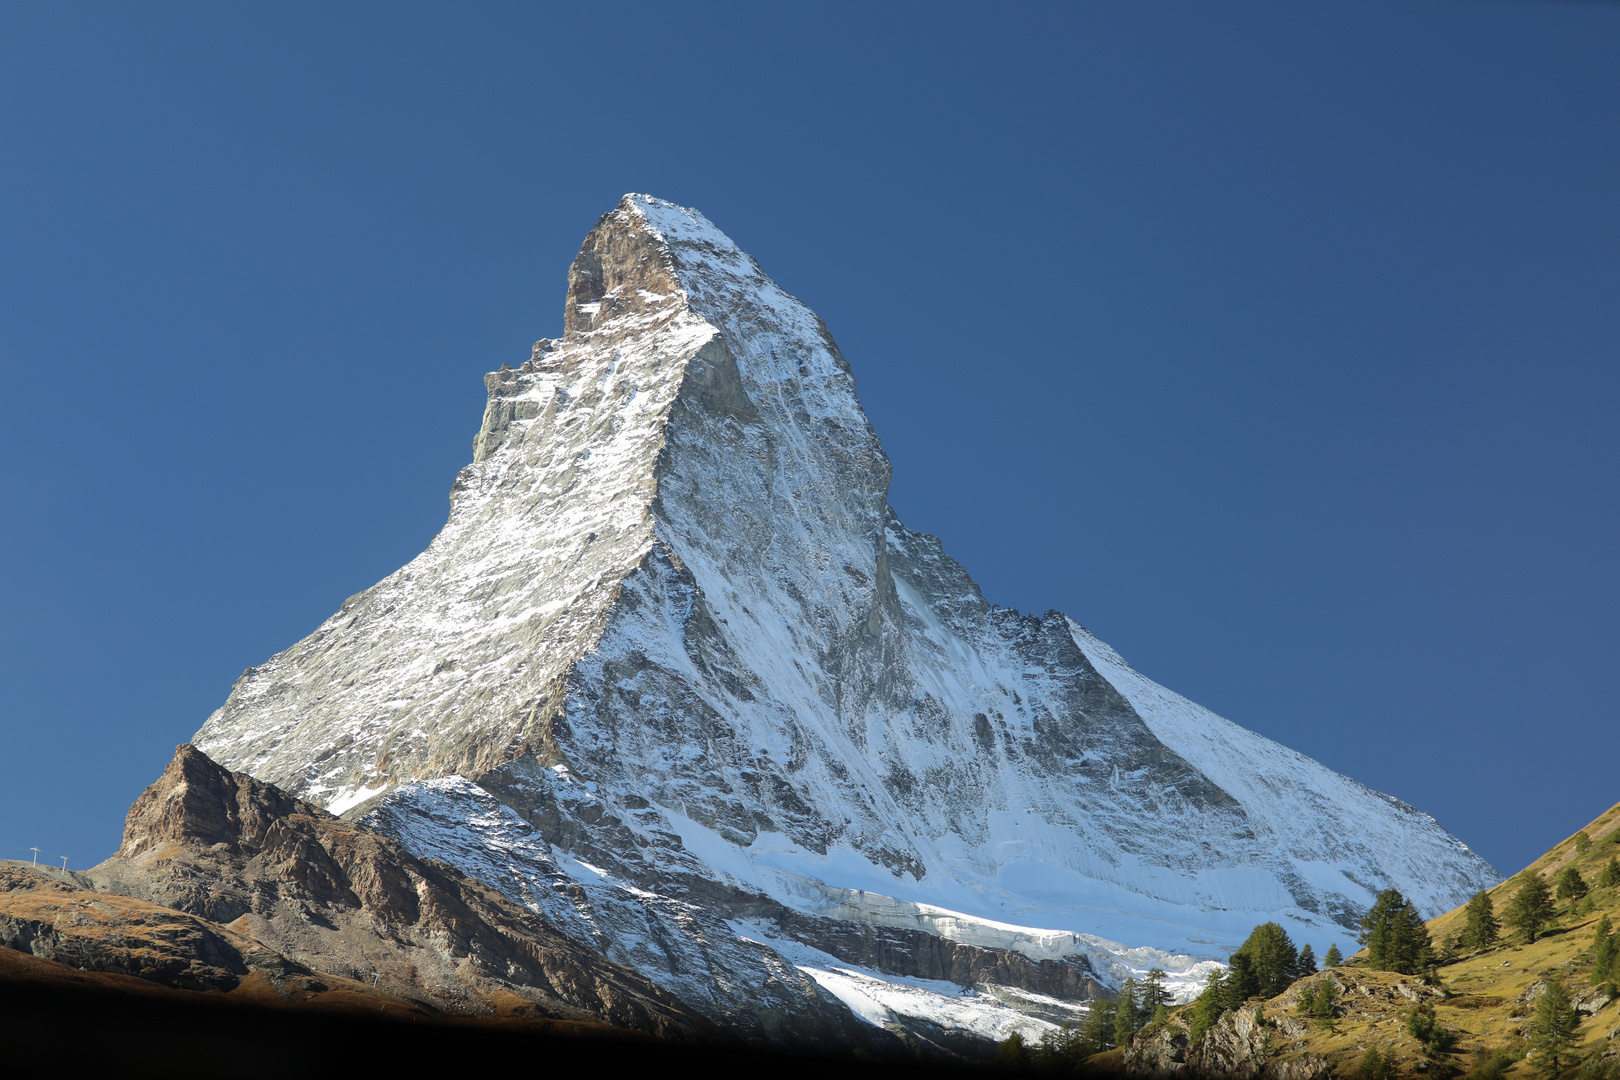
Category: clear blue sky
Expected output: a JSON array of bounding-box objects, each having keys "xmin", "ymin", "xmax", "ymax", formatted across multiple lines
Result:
[{"xmin": 2, "ymin": 1, "xmax": 1616, "ymax": 882}]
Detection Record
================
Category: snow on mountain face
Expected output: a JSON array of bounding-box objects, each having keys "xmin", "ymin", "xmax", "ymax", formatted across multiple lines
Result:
[{"xmin": 193, "ymin": 195, "xmax": 1498, "ymax": 1047}]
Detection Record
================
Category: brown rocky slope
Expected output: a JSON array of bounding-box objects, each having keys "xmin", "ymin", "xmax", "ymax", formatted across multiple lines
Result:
[{"xmin": 0, "ymin": 743, "xmax": 719, "ymax": 1042}]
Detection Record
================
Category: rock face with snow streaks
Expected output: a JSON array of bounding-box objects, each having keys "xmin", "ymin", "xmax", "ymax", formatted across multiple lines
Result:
[
  {"xmin": 192, "ymin": 195, "xmax": 1498, "ymax": 1050},
  {"xmin": 71, "ymin": 744, "xmax": 721, "ymax": 1039}
]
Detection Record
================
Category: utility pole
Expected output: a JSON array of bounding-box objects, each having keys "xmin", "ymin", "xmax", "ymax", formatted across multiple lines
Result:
[
  {"xmin": 29, "ymin": 847, "xmax": 40, "ymax": 866},
  {"xmin": 59, "ymin": 856, "xmax": 68, "ymax": 872}
]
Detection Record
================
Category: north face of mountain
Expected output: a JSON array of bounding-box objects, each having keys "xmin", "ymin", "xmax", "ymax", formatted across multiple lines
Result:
[{"xmin": 190, "ymin": 195, "xmax": 1499, "ymax": 1049}]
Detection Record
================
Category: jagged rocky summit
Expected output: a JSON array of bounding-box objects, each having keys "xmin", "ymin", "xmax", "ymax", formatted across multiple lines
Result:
[{"xmin": 190, "ymin": 194, "xmax": 1499, "ymax": 1051}]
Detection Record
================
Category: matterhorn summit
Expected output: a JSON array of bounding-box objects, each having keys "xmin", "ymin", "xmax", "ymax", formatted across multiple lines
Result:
[{"xmin": 193, "ymin": 195, "xmax": 1497, "ymax": 1051}]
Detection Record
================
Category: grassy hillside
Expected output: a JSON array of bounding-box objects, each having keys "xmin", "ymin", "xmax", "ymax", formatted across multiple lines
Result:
[{"xmin": 1081, "ymin": 801, "xmax": 1620, "ymax": 1078}]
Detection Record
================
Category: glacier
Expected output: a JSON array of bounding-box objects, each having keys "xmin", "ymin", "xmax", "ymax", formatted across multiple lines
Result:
[{"xmin": 192, "ymin": 194, "xmax": 1498, "ymax": 1051}]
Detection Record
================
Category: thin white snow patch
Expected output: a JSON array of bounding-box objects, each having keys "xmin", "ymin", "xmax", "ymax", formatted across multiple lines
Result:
[{"xmin": 326, "ymin": 783, "xmax": 389, "ymax": 816}]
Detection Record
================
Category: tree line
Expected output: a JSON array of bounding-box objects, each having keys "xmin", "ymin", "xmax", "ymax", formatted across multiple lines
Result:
[{"xmin": 997, "ymin": 842, "xmax": 1620, "ymax": 1074}]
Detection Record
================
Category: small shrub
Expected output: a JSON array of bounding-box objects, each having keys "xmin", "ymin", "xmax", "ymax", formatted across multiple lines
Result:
[
  {"xmin": 1464, "ymin": 1048, "xmax": 1519, "ymax": 1080},
  {"xmin": 1557, "ymin": 867, "xmax": 1590, "ymax": 903},
  {"xmin": 1406, "ymin": 1001, "xmax": 1457, "ymax": 1057},
  {"xmin": 1356, "ymin": 1045, "xmax": 1401, "ymax": 1080},
  {"xmin": 1573, "ymin": 1053, "xmax": 1620, "ymax": 1080},
  {"xmin": 995, "ymin": 1031, "xmax": 1031, "ymax": 1068}
]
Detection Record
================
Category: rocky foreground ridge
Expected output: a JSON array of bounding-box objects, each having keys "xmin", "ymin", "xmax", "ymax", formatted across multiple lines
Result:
[
  {"xmin": 177, "ymin": 194, "xmax": 1499, "ymax": 1051},
  {"xmin": 1, "ymin": 744, "xmax": 716, "ymax": 1040}
]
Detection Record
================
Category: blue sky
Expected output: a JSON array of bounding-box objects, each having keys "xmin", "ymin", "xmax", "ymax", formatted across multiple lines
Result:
[{"xmin": 2, "ymin": 1, "xmax": 1616, "ymax": 882}]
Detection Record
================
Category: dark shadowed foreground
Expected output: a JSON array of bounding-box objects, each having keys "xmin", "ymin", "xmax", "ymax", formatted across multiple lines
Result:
[
  {"xmin": 0, "ymin": 744, "xmax": 988, "ymax": 1072},
  {"xmin": 0, "ymin": 957, "xmax": 989, "ymax": 1078}
]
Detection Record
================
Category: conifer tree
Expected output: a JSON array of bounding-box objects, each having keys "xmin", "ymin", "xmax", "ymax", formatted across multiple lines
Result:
[
  {"xmin": 995, "ymin": 1031, "xmax": 1031, "ymax": 1067},
  {"xmin": 1323, "ymin": 943, "xmax": 1343, "ymax": 967},
  {"xmin": 1557, "ymin": 866, "xmax": 1590, "ymax": 903},
  {"xmin": 1037, "ymin": 1021, "xmax": 1089, "ymax": 1070},
  {"xmin": 1576, "ymin": 831, "xmax": 1593, "ymax": 853},
  {"xmin": 1297, "ymin": 976, "xmax": 1338, "ymax": 1031},
  {"xmin": 1295, "ymin": 943, "xmax": 1317, "ymax": 977},
  {"xmin": 1225, "ymin": 952, "xmax": 1260, "ymax": 1006},
  {"xmin": 1355, "ymin": 1045, "xmax": 1398, "ymax": 1080},
  {"xmin": 1139, "ymin": 968, "xmax": 1172, "ymax": 1019},
  {"xmin": 1529, "ymin": 975, "xmax": 1580, "ymax": 1077},
  {"xmin": 1230, "ymin": 922, "xmax": 1300, "ymax": 998},
  {"xmin": 1592, "ymin": 914, "xmax": 1617, "ymax": 987},
  {"xmin": 1463, "ymin": 890, "xmax": 1500, "ymax": 950},
  {"xmin": 1188, "ymin": 969, "xmax": 1228, "ymax": 1044},
  {"xmin": 1599, "ymin": 856, "xmax": 1620, "ymax": 890},
  {"xmin": 1405, "ymin": 1001, "xmax": 1456, "ymax": 1058},
  {"xmin": 1505, "ymin": 874, "xmax": 1556, "ymax": 943},
  {"xmin": 1315, "ymin": 977, "xmax": 1338, "ymax": 1031},
  {"xmin": 1359, "ymin": 889, "xmax": 1432, "ymax": 974},
  {"xmin": 1114, "ymin": 979, "xmax": 1139, "ymax": 1048},
  {"xmin": 1080, "ymin": 995, "xmax": 1116, "ymax": 1055}
]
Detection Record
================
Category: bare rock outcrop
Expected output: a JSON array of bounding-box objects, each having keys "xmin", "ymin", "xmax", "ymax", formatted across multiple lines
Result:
[
  {"xmin": 1125, "ymin": 1006, "xmax": 1328, "ymax": 1080},
  {"xmin": 3, "ymin": 864, "xmax": 264, "ymax": 991},
  {"xmin": 769, "ymin": 907, "xmax": 1109, "ymax": 1001},
  {"xmin": 83, "ymin": 744, "xmax": 720, "ymax": 1041}
]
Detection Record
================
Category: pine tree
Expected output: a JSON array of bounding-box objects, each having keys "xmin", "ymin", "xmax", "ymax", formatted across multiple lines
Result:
[
  {"xmin": 1078, "ymin": 996, "xmax": 1116, "ymax": 1055},
  {"xmin": 1036, "ymin": 1021, "xmax": 1091, "ymax": 1070},
  {"xmin": 1405, "ymin": 1001, "xmax": 1455, "ymax": 1057},
  {"xmin": 1557, "ymin": 866, "xmax": 1590, "ymax": 903},
  {"xmin": 1463, "ymin": 890, "xmax": 1500, "ymax": 951},
  {"xmin": 1297, "ymin": 976, "xmax": 1338, "ymax": 1032},
  {"xmin": 1529, "ymin": 975, "xmax": 1580, "ymax": 1077},
  {"xmin": 1139, "ymin": 968, "xmax": 1173, "ymax": 1018},
  {"xmin": 1469, "ymin": 1049, "xmax": 1518, "ymax": 1080},
  {"xmin": 1598, "ymin": 856, "xmax": 1620, "ymax": 890},
  {"xmin": 1188, "ymin": 969, "xmax": 1228, "ymax": 1044},
  {"xmin": 1359, "ymin": 889, "xmax": 1432, "ymax": 974},
  {"xmin": 1295, "ymin": 943, "xmax": 1318, "ymax": 977},
  {"xmin": 1592, "ymin": 914, "xmax": 1617, "ymax": 986},
  {"xmin": 1576, "ymin": 831, "xmax": 1593, "ymax": 853},
  {"xmin": 995, "ymin": 1031, "xmax": 1031, "ymax": 1067},
  {"xmin": 1226, "ymin": 952, "xmax": 1260, "ymax": 1006},
  {"xmin": 1355, "ymin": 1045, "xmax": 1399, "ymax": 1080},
  {"xmin": 1114, "ymin": 979, "xmax": 1139, "ymax": 1048},
  {"xmin": 1504, "ymin": 874, "xmax": 1556, "ymax": 943},
  {"xmin": 1324, "ymin": 943, "xmax": 1343, "ymax": 967},
  {"xmin": 1230, "ymin": 922, "xmax": 1300, "ymax": 998}
]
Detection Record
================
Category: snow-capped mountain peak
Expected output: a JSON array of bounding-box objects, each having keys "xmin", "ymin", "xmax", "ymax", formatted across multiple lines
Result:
[{"xmin": 193, "ymin": 194, "xmax": 1497, "ymax": 1049}]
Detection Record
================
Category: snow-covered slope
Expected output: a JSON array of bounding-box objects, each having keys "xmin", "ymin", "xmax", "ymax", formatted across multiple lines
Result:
[{"xmin": 193, "ymin": 195, "xmax": 1498, "ymax": 1050}]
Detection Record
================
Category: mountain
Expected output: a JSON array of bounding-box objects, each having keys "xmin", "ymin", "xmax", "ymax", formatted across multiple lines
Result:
[
  {"xmin": 187, "ymin": 194, "xmax": 1499, "ymax": 1051},
  {"xmin": 1, "ymin": 743, "xmax": 717, "ymax": 1039},
  {"xmin": 1123, "ymin": 800, "xmax": 1620, "ymax": 1079}
]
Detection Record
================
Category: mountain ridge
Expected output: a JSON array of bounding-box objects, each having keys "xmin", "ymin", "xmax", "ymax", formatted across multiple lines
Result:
[{"xmin": 184, "ymin": 194, "xmax": 1499, "ymax": 1049}]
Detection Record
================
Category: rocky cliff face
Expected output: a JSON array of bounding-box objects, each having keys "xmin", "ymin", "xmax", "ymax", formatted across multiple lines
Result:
[
  {"xmin": 1126, "ymin": 999, "xmax": 1333, "ymax": 1080},
  {"xmin": 77, "ymin": 744, "xmax": 720, "ymax": 1040},
  {"xmin": 190, "ymin": 195, "xmax": 1499, "ymax": 1049}
]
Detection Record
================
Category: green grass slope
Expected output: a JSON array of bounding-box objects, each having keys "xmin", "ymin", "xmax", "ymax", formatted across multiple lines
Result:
[{"xmin": 1102, "ymin": 801, "xmax": 1620, "ymax": 1078}]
